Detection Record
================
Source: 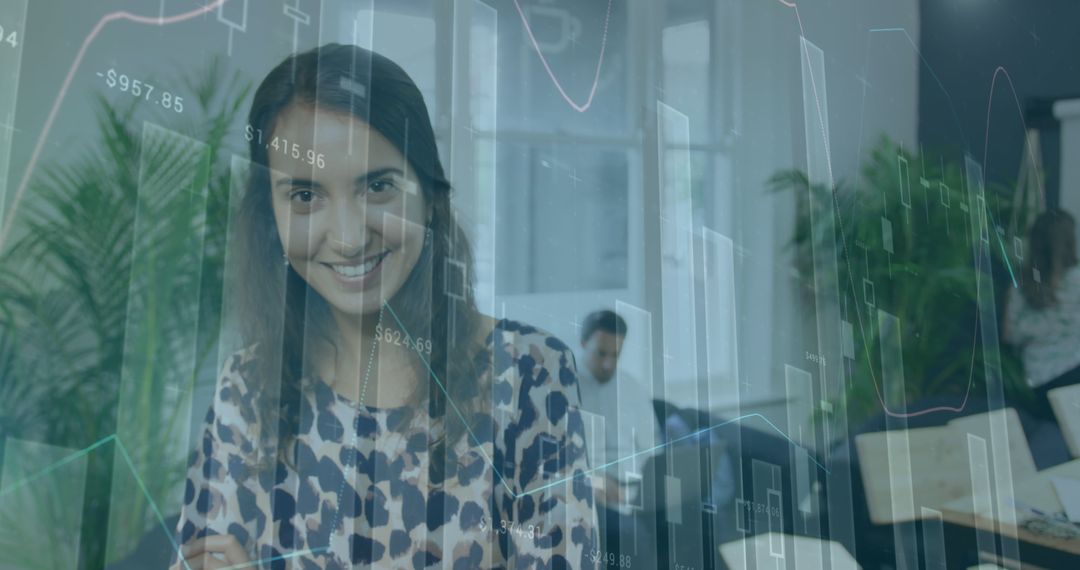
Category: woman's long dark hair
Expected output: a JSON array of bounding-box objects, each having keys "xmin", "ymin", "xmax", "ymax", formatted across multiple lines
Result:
[
  {"xmin": 234, "ymin": 44, "xmax": 484, "ymax": 478},
  {"xmin": 1021, "ymin": 209, "xmax": 1078, "ymax": 309}
]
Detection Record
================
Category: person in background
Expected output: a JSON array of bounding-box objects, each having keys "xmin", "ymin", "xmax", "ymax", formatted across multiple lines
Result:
[
  {"xmin": 1005, "ymin": 209, "xmax": 1080, "ymax": 417},
  {"xmin": 575, "ymin": 310, "xmax": 659, "ymax": 561}
]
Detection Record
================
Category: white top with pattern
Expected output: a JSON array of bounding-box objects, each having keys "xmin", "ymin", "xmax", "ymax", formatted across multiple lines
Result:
[
  {"xmin": 175, "ymin": 319, "xmax": 599, "ymax": 569},
  {"xmin": 1005, "ymin": 266, "xmax": 1080, "ymax": 388}
]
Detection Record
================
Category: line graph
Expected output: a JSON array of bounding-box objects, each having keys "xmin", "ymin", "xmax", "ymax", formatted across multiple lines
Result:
[
  {"xmin": 0, "ymin": 301, "xmax": 828, "ymax": 566},
  {"xmin": 0, "ymin": 0, "xmax": 229, "ymax": 254},
  {"xmin": 0, "ymin": 0, "xmax": 619, "ymax": 253},
  {"xmin": 804, "ymin": 17, "xmax": 1028, "ymax": 419},
  {"xmin": 0, "ymin": 434, "xmax": 323, "ymax": 570},
  {"xmin": 511, "ymin": 0, "xmax": 611, "ymax": 113},
  {"xmin": 984, "ymin": 65, "xmax": 1044, "ymax": 202}
]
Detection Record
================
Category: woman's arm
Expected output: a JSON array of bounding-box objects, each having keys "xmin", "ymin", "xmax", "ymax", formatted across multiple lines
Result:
[
  {"xmin": 1003, "ymin": 287, "xmax": 1041, "ymax": 346},
  {"xmin": 495, "ymin": 338, "xmax": 600, "ymax": 569}
]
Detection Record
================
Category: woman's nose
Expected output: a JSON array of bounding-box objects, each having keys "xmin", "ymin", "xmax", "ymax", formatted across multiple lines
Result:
[{"xmin": 328, "ymin": 206, "xmax": 370, "ymax": 256}]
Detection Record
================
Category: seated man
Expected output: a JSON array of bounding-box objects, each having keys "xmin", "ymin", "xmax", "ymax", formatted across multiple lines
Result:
[{"xmin": 575, "ymin": 310, "xmax": 659, "ymax": 560}]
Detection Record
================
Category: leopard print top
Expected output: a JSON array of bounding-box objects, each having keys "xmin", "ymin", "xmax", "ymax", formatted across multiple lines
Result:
[{"xmin": 176, "ymin": 319, "xmax": 599, "ymax": 569}]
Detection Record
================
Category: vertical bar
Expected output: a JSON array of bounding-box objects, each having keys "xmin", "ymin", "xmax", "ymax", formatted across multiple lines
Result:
[
  {"xmin": 878, "ymin": 309, "xmax": 918, "ymax": 570},
  {"xmin": 0, "ymin": 439, "xmax": 88, "ymax": 569},
  {"xmin": 215, "ymin": 158, "xmax": 292, "ymax": 555},
  {"xmin": 965, "ymin": 155, "xmax": 1021, "ymax": 564},
  {"xmin": 751, "ymin": 459, "xmax": 784, "ymax": 569},
  {"xmin": 656, "ymin": 102, "xmax": 700, "ymax": 400},
  {"xmin": 579, "ymin": 409, "xmax": 608, "ymax": 504},
  {"xmin": 614, "ymin": 301, "xmax": 656, "ymax": 480},
  {"xmin": 467, "ymin": 0, "xmax": 497, "ymax": 316},
  {"xmin": 106, "ymin": 123, "xmax": 210, "ymax": 564},
  {"xmin": 665, "ymin": 474, "xmax": 683, "ymax": 525},
  {"xmin": 656, "ymin": 99, "xmax": 704, "ymax": 570},
  {"xmin": 799, "ymin": 36, "xmax": 854, "ymax": 561},
  {"xmin": 308, "ymin": 12, "xmax": 377, "ymax": 554},
  {"xmin": 785, "ymin": 364, "xmax": 821, "ymax": 569},
  {"xmin": 784, "ymin": 365, "xmax": 814, "ymax": 510},
  {"xmin": 701, "ymin": 228, "xmax": 742, "ymax": 563},
  {"xmin": 967, "ymin": 434, "xmax": 997, "ymax": 558},
  {"xmin": 215, "ymin": 156, "xmax": 254, "ymax": 372},
  {"xmin": 377, "ymin": 214, "xmax": 434, "ymax": 564},
  {"xmin": 0, "ymin": 0, "xmax": 28, "ymax": 222},
  {"xmin": 897, "ymin": 154, "xmax": 912, "ymax": 209},
  {"xmin": 353, "ymin": 1, "xmax": 374, "ymax": 49},
  {"xmin": 701, "ymin": 229, "xmax": 741, "ymax": 412},
  {"xmin": 614, "ymin": 300, "xmax": 656, "ymax": 566},
  {"xmin": 920, "ymin": 507, "xmax": 947, "ymax": 570}
]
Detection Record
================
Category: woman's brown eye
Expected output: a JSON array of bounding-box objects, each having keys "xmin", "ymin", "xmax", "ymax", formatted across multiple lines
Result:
[
  {"xmin": 292, "ymin": 189, "xmax": 314, "ymax": 202},
  {"xmin": 369, "ymin": 179, "xmax": 395, "ymax": 193}
]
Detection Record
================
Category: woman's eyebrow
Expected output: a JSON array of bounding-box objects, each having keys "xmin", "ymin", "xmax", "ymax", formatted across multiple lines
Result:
[
  {"xmin": 356, "ymin": 167, "xmax": 405, "ymax": 185},
  {"xmin": 274, "ymin": 177, "xmax": 321, "ymax": 188}
]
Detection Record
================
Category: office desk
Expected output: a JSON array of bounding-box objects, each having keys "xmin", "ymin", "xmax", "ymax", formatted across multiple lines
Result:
[{"xmin": 940, "ymin": 459, "xmax": 1080, "ymax": 565}]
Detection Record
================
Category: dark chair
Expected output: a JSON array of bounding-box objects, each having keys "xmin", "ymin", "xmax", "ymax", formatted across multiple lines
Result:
[{"xmin": 644, "ymin": 399, "xmax": 829, "ymax": 569}]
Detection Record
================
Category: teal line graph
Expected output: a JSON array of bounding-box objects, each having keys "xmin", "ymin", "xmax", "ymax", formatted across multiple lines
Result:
[
  {"xmin": 983, "ymin": 205, "xmax": 1020, "ymax": 289},
  {"xmin": 380, "ymin": 303, "xmax": 830, "ymax": 498},
  {"xmin": 1, "ymin": 302, "xmax": 825, "ymax": 566},
  {"xmin": 996, "ymin": 230, "xmax": 1019, "ymax": 289},
  {"xmin": 0, "ymin": 434, "xmax": 324, "ymax": 570}
]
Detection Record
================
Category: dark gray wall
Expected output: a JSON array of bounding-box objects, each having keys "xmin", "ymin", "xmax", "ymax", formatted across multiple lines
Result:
[{"xmin": 918, "ymin": 0, "xmax": 1080, "ymax": 205}]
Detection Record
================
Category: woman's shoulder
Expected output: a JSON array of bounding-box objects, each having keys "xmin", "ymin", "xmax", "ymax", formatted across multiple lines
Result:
[
  {"xmin": 488, "ymin": 318, "xmax": 574, "ymax": 359},
  {"xmin": 486, "ymin": 317, "xmax": 580, "ymax": 392},
  {"xmin": 211, "ymin": 343, "xmax": 262, "ymax": 422},
  {"xmin": 218, "ymin": 344, "xmax": 259, "ymax": 387}
]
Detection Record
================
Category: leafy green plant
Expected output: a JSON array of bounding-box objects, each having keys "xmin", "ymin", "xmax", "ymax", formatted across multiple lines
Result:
[
  {"xmin": 770, "ymin": 136, "xmax": 1030, "ymax": 427},
  {"xmin": 0, "ymin": 59, "xmax": 249, "ymax": 568}
]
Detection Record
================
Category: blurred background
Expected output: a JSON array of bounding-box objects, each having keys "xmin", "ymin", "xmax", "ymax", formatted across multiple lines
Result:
[{"xmin": 2, "ymin": 0, "xmax": 1080, "ymax": 568}]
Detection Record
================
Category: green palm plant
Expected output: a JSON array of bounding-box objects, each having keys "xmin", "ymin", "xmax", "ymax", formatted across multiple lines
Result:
[
  {"xmin": 0, "ymin": 58, "xmax": 249, "ymax": 568},
  {"xmin": 770, "ymin": 136, "xmax": 1029, "ymax": 427}
]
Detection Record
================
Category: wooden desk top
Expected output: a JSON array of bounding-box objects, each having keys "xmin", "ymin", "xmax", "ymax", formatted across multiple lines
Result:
[
  {"xmin": 940, "ymin": 459, "xmax": 1080, "ymax": 556},
  {"xmin": 855, "ymin": 408, "xmax": 1038, "ymax": 525}
]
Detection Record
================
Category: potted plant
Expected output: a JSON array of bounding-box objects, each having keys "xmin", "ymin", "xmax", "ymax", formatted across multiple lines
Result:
[
  {"xmin": 0, "ymin": 59, "xmax": 248, "ymax": 568},
  {"xmin": 769, "ymin": 136, "xmax": 1030, "ymax": 429}
]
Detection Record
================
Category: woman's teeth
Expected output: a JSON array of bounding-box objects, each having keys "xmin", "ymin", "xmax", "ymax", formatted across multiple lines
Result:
[{"xmin": 330, "ymin": 252, "xmax": 386, "ymax": 278}]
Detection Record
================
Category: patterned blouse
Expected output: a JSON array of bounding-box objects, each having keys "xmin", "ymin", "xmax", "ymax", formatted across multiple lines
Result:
[
  {"xmin": 175, "ymin": 319, "xmax": 599, "ymax": 569},
  {"xmin": 1005, "ymin": 266, "xmax": 1080, "ymax": 388}
]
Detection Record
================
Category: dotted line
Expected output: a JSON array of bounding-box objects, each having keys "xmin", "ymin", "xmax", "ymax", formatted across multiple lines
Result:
[{"xmin": 324, "ymin": 303, "xmax": 385, "ymax": 550}]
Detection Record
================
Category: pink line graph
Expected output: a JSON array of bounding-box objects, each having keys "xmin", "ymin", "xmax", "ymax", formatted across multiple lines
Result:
[
  {"xmin": 845, "ymin": 65, "xmax": 1035, "ymax": 419},
  {"xmin": 0, "ymin": 0, "xmax": 1023, "ymax": 422},
  {"xmin": 777, "ymin": 1, "xmax": 992, "ymax": 419},
  {"xmin": 874, "ymin": 66, "xmax": 1037, "ymax": 418},
  {"xmin": 511, "ymin": 0, "xmax": 612, "ymax": 113},
  {"xmin": 984, "ymin": 65, "xmax": 1044, "ymax": 201},
  {"xmin": 0, "ymin": 0, "xmax": 228, "ymax": 252}
]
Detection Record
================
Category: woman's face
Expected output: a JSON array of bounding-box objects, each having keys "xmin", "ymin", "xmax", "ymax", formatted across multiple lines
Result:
[{"xmin": 268, "ymin": 104, "xmax": 429, "ymax": 319}]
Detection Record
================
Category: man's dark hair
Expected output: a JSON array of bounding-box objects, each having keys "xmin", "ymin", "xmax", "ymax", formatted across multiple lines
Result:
[{"xmin": 580, "ymin": 310, "xmax": 628, "ymax": 344}]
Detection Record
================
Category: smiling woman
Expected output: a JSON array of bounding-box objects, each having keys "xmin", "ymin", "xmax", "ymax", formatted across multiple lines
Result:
[
  {"xmin": 171, "ymin": 44, "xmax": 598, "ymax": 569},
  {"xmin": 269, "ymin": 103, "xmax": 429, "ymax": 322}
]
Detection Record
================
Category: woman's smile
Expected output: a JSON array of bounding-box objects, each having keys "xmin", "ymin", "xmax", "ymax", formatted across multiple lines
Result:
[{"xmin": 322, "ymin": 249, "xmax": 390, "ymax": 290}]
